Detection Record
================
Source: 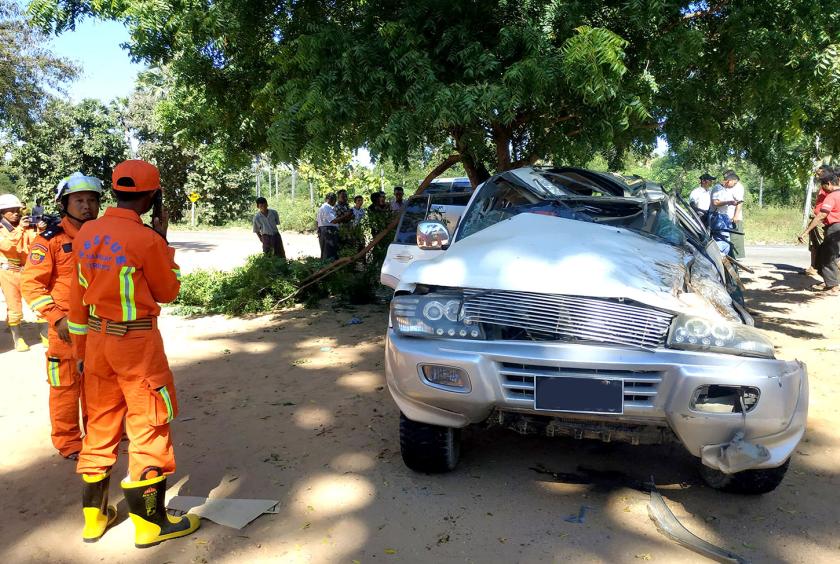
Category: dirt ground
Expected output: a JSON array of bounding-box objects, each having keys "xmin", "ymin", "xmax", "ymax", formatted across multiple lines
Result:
[{"xmin": 1, "ymin": 235, "xmax": 838, "ymax": 563}]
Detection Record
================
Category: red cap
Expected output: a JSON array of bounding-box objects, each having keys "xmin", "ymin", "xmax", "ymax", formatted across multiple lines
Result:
[{"xmin": 112, "ymin": 160, "xmax": 160, "ymax": 192}]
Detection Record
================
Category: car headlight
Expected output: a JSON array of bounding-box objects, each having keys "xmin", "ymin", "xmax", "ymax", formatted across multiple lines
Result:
[
  {"xmin": 667, "ymin": 314, "xmax": 775, "ymax": 358},
  {"xmin": 391, "ymin": 293, "xmax": 484, "ymax": 339}
]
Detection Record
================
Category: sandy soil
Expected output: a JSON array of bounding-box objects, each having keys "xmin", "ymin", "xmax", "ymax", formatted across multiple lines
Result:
[{"xmin": 0, "ymin": 238, "xmax": 838, "ymax": 563}]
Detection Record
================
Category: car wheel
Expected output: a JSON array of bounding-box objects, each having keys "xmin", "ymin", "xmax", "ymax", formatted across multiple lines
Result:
[
  {"xmin": 699, "ymin": 458, "xmax": 790, "ymax": 495},
  {"xmin": 399, "ymin": 412, "xmax": 460, "ymax": 473}
]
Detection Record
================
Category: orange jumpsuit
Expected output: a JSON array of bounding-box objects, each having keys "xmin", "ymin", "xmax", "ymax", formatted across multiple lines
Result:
[
  {"xmin": 21, "ymin": 218, "xmax": 87, "ymax": 456},
  {"xmin": 69, "ymin": 207, "xmax": 182, "ymax": 480},
  {"xmin": 0, "ymin": 220, "xmax": 36, "ymax": 326}
]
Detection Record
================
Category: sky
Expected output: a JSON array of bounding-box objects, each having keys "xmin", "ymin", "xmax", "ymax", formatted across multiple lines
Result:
[{"xmin": 51, "ymin": 19, "xmax": 146, "ymax": 103}]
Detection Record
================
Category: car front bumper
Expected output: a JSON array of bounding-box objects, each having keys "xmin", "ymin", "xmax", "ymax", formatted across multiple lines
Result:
[{"xmin": 385, "ymin": 330, "xmax": 808, "ymax": 472}]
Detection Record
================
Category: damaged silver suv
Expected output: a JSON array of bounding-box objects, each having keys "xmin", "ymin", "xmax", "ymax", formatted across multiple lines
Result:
[{"xmin": 385, "ymin": 166, "xmax": 807, "ymax": 494}]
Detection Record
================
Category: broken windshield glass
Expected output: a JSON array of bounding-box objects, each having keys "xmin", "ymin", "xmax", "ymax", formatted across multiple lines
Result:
[{"xmin": 457, "ymin": 172, "xmax": 687, "ymax": 247}]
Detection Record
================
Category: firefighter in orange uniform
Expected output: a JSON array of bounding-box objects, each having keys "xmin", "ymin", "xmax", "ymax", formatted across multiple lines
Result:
[
  {"xmin": 21, "ymin": 173, "xmax": 103, "ymax": 459},
  {"xmin": 1, "ymin": 193, "xmax": 39, "ymax": 351},
  {"xmin": 68, "ymin": 160, "xmax": 199, "ymax": 546}
]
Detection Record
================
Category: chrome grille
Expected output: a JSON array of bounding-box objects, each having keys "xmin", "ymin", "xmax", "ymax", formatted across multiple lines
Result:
[
  {"xmin": 499, "ymin": 363, "xmax": 662, "ymax": 410},
  {"xmin": 462, "ymin": 289, "xmax": 673, "ymax": 349}
]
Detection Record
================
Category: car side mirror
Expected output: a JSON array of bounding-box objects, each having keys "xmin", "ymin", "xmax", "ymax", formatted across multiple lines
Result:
[{"xmin": 417, "ymin": 221, "xmax": 450, "ymax": 250}]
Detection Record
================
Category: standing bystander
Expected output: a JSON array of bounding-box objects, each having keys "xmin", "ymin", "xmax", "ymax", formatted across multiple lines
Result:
[
  {"xmin": 688, "ymin": 174, "xmax": 715, "ymax": 219},
  {"xmin": 799, "ymin": 169, "xmax": 840, "ymax": 295},
  {"xmin": 252, "ymin": 197, "xmax": 286, "ymax": 258},
  {"xmin": 723, "ymin": 171, "xmax": 746, "ymax": 258},
  {"xmin": 804, "ymin": 165, "xmax": 831, "ymax": 275},
  {"xmin": 390, "ymin": 186, "xmax": 406, "ymax": 213},
  {"xmin": 317, "ymin": 193, "xmax": 339, "ymax": 261}
]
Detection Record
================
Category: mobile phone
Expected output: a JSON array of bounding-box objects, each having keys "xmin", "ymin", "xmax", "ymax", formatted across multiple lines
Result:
[{"xmin": 152, "ymin": 191, "xmax": 163, "ymax": 222}]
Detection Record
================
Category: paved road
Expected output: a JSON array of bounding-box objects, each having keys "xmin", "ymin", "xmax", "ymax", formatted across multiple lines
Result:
[{"xmin": 169, "ymin": 228, "xmax": 811, "ymax": 274}]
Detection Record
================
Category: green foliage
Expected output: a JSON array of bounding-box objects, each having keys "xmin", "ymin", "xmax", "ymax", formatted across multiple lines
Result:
[
  {"xmin": 175, "ymin": 254, "xmax": 327, "ymax": 315},
  {"xmin": 31, "ymin": 1, "xmax": 840, "ymax": 193},
  {"xmin": 174, "ymin": 241, "xmax": 386, "ymax": 316},
  {"xmin": 0, "ymin": 0, "xmax": 76, "ymax": 133},
  {"xmin": 6, "ymin": 98, "xmax": 128, "ymax": 209},
  {"xmin": 745, "ymin": 207, "xmax": 802, "ymax": 245}
]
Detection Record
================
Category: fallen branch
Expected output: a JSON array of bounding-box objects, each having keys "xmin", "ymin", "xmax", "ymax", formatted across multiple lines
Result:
[{"xmin": 271, "ymin": 154, "xmax": 463, "ymax": 308}]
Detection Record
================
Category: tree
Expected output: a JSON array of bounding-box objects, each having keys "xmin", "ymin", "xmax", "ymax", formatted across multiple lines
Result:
[
  {"xmin": 7, "ymin": 98, "xmax": 128, "ymax": 208},
  {"xmin": 0, "ymin": 0, "xmax": 76, "ymax": 133},
  {"xmin": 120, "ymin": 69, "xmax": 255, "ymax": 223},
  {"xmin": 31, "ymin": 1, "xmax": 840, "ymax": 187}
]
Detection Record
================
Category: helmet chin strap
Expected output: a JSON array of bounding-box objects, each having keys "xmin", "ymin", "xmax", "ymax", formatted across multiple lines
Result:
[{"xmin": 62, "ymin": 209, "xmax": 92, "ymax": 224}]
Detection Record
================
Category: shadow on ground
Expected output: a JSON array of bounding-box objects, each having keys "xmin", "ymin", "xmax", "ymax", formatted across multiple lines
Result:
[{"xmin": 1, "ymin": 266, "xmax": 837, "ymax": 562}]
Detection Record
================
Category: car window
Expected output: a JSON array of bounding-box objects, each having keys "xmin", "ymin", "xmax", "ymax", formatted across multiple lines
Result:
[{"xmin": 394, "ymin": 196, "xmax": 430, "ymax": 244}]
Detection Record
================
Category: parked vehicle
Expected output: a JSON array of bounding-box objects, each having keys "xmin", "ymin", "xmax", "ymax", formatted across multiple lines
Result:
[
  {"xmin": 384, "ymin": 166, "xmax": 807, "ymax": 494},
  {"xmin": 422, "ymin": 176, "xmax": 472, "ymax": 194}
]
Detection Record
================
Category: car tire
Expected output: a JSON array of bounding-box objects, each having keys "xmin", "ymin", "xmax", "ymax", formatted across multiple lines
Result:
[
  {"xmin": 699, "ymin": 458, "xmax": 790, "ymax": 495},
  {"xmin": 399, "ymin": 412, "xmax": 460, "ymax": 473}
]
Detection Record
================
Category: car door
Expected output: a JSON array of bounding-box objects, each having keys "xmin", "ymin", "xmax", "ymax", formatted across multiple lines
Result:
[{"xmin": 380, "ymin": 192, "xmax": 472, "ymax": 288}]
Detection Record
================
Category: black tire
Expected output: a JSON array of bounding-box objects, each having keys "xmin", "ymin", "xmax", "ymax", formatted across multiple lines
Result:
[
  {"xmin": 699, "ymin": 458, "xmax": 790, "ymax": 495},
  {"xmin": 399, "ymin": 412, "xmax": 460, "ymax": 473}
]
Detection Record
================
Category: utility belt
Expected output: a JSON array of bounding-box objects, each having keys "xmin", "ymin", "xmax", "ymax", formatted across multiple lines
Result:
[{"xmin": 88, "ymin": 315, "xmax": 154, "ymax": 336}]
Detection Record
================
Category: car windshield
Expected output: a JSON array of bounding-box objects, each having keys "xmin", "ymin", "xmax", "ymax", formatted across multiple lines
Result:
[{"xmin": 457, "ymin": 171, "xmax": 687, "ymax": 247}]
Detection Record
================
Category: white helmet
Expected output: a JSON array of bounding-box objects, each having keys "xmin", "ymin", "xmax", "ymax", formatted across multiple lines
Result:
[
  {"xmin": 0, "ymin": 194, "xmax": 23, "ymax": 211},
  {"xmin": 55, "ymin": 172, "xmax": 104, "ymax": 203}
]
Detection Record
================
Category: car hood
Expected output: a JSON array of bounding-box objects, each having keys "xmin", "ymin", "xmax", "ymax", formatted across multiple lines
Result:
[{"xmin": 400, "ymin": 214, "xmax": 731, "ymax": 318}]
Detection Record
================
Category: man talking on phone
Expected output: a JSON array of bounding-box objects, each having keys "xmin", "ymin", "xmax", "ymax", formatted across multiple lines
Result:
[{"xmin": 68, "ymin": 160, "xmax": 200, "ymax": 546}]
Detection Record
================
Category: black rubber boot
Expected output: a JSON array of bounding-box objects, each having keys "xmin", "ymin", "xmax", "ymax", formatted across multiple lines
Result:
[
  {"xmin": 9, "ymin": 324, "xmax": 28, "ymax": 352},
  {"xmin": 122, "ymin": 468, "xmax": 200, "ymax": 548},
  {"xmin": 82, "ymin": 471, "xmax": 117, "ymax": 542}
]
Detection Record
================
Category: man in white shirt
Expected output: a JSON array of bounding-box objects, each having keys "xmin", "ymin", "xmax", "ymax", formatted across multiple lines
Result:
[
  {"xmin": 688, "ymin": 173, "xmax": 715, "ymax": 217},
  {"xmin": 316, "ymin": 192, "xmax": 339, "ymax": 261},
  {"xmin": 389, "ymin": 186, "xmax": 405, "ymax": 212},
  {"xmin": 722, "ymin": 170, "xmax": 746, "ymax": 258}
]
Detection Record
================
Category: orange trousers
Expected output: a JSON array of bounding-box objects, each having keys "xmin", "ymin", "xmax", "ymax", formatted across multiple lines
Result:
[
  {"xmin": 46, "ymin": 356, "xmax": 86, "ymax": 456},
  {"xmin": 77, "ymin": 323, "xmax": 178, "ymax": 480},
  {"xmin": 0, "ymin": 268, "xmax": 23, "ymax": 325}
]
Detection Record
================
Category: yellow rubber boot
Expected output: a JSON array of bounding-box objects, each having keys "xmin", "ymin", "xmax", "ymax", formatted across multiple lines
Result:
[
  {"xmin": 38, "ymin": 321, "xmax": 49, "ymax": 347},
  {"xmin": 9, "ymin": 324, "xmax": 29, "ymax": 352},
  {"xmin": 122, "ymin": 471, "xmax": 200, "ymax": 549},
  {"xmin": 82, "ymin": 471, "xmax": 117, "ymax": 542}
]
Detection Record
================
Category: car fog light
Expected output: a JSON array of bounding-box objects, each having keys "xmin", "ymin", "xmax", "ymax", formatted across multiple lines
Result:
[
  {"xmin": 690, "ymin": 385, "xmax": 759, "ymax": 414},
  {"xmin": 420, "ymin": 365, "xmax": 471, "ymax": 393}
]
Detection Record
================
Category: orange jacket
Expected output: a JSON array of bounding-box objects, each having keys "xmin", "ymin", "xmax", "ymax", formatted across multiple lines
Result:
[
  {"xmin": 1, "ymin": 219, "xmax": 36, "ymax": 270},
  {"xmin": 21, "ymin": 217, "xmax": 81, "ymax": 326},
  {"xmin": 69, "ymin": 207, "xmax": 181, "ymax": 358}
]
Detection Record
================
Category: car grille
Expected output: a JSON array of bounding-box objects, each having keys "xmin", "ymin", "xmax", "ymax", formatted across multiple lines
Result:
[
  {"xmin": 462, "ymin": 289, "xmax": 673, "ymax": 349},
  {"xmin": 499, "ymin": 362, "xmax": 662, "ymax": 410}
]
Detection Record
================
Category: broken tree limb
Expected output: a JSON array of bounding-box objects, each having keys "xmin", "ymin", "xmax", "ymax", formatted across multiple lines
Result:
[{"xmin": 271, "ymin": 154, "xmax": 463, "ymax": 309}]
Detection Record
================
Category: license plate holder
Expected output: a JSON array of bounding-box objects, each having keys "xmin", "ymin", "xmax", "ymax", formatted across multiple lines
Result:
[{"xmin": 534, "ymin": 377, "xmax": 624, "ymax": 415}]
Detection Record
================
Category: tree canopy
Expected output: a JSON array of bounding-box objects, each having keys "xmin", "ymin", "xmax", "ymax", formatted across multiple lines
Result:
[
  {"xmin": 1, "ymin": 0, "xmax": 76, "ymax": 134},
  {"xmin": 6, "ymin": 98, "xmax": 128, "ymax": 205},
  {"xmin": 29, "ymin": 1, "xmax": 840, "ymax": 187}
]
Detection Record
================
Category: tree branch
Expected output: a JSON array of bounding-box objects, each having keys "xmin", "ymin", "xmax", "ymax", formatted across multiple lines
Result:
[{"xmin": 271, "ymin": 153, "xmax": 464, "ymax": 309}]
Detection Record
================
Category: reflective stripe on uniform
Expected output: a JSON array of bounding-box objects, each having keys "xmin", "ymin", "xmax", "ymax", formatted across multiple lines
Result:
[
  {"xmin": 119, "ymin": 266, "xmax": 137, "ymax": 321},
  {"xmin": 68, "ymin": 321, "xmax": 88, "ymax": 335},
  {"xmin": 159, "ymin": 386, "xmax": 174, "ymax": 422},
  {"xmin": 30, "ymin": 295, "xmax": 55, "ymax": 310},
  {"xmin": 47, "ymin": 358, "xmax": 60, "ymax": 387},
  {"xmin": 171, "ymin": 268, "xmax": 181, "ymax": 281},
  {"xmin": 77, "ymin": 264, "xmax": 89, "ymax": 288}
]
